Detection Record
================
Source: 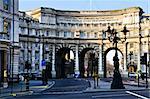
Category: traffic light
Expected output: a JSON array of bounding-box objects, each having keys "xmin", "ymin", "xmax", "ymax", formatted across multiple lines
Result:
[
  {"xmin": 140, "ymin": 53, "xmax": 147, "ymax": 65},
  {"xmin": 141, "ymin": 73, "xmax": 144, "ymax": 80},
  {"xmin": 25, "ymin": 61, "xmax": 31, "ymax": 70},
  {"xmin": 140, "ymin": 56, "xmax": 145, "ymax": 64}
]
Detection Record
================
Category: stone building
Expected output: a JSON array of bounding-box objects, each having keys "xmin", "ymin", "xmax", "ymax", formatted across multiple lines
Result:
[
  {"xmin": 0, "ymin": 0, "xmax": 19, "ymax": 87},
  {"xmin": 0, "ymin": 0, "xmax": 150, "ymax": 85},
  {"xmin": 18, "ymin": 7, "xmax": 150, "ymax": 78}
]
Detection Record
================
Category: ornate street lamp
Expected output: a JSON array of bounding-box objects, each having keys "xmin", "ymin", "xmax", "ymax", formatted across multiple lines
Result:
[{"xmin": 105, "ymin": 25, "xmax": 129, "ymax": 89}]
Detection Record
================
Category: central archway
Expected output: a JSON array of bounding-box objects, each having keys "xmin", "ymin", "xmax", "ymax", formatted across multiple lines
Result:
[
  {"xmin": 104, "ymin": 48, "xmax": 124, "ymax": 78},
  {"xmin": 55, "ymin": 47, "xmax": 74, "ymax": 78},
  {"xmin": 79, "ymin": 48, "xmax": 98, "ymax": 78}
]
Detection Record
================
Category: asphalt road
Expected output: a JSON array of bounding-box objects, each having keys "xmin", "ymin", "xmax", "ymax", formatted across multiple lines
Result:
[
  {"xmin": 42, "ymin": 78, "xmax": 90, "ymax": 92},
  {"xmin": 8, "ymin": 89, "xmax": 150, "ymax": 99},
  {"xmin": 4, "ymin": 79, "xmax": 150, "ymax": 99}
]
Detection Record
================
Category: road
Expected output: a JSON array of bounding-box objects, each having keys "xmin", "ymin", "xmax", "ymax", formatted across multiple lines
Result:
[
  {"xmin": 5, "ymin": 79, "xmax": 150, "ymax": 99},
  {"xmin": 42, "ymin": 78, "xmax": 90, "ymax": 92},
  {"xmin": 8, "ymin": 89, "xmax": 149, "ymax": 99}
]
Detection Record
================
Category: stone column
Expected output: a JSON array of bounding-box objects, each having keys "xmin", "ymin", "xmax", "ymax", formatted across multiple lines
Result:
[
  {"xmin": 75, "ymin": 44, "xmax": 80, "ymax": 76},
  {"xmin": 0, "ymin": 17, "xmax": 3, "ymax": 32},
  {"xmin": 51, "ymin": 44, "xmax": 56, "ymax": 78},
  {"xmin": 123, "ymin": 43, "xmax": 128, "ymax": 77},
  {"xmin": 39, "ymin": 43, "xmax": 43, "ymax": 71},
  {"xmin": 31, "ymin": 44, "xmax": 35, "ymax": 72},
  {"xmin": 123, "ymin": 43, "xmax": 127, "ymax": 71},
  {"xmin": 3, "ymin": 50, "xmax": 8, "ymax": 88},
  {"xmin": 137, "ymin": 42, "xmax": 141, "ymax": 71},
  {"xmin": 11, "ymin": 48, "xmax": 19, "ymax": 82},
  {"xmin": 98, "ymin": 45, "xmax": 103, "ymax": 77}
]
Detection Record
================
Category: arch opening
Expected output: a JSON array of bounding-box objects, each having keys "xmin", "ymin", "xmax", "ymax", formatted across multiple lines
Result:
[
  {"xmin": 79, "ymin": 48, "xmax": 98, "ymax": 78},
  {"xmin": 104, "ymin": 48, "xmax": 124, "ymax": 78},
  {"xmin": 55, "ymin": 47, "xmax": 75, "ymax": 78}
]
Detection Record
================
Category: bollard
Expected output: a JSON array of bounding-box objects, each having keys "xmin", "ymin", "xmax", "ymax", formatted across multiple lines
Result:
[
  {"xmin": 97, "ymin": 76, "xmax": 99, "ymax": 87},
  {"xmin": 138, "ymin": 74, "xmax": 139, "ymax": 87},
  {"xmin": 25, "ymin": 74, "xmax": 29, "ymax": 91}
]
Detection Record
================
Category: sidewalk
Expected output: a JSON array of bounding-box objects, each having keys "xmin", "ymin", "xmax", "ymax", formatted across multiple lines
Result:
[
  {"xmin": 0, "ymin": 80, "xmax": 54, "ymax": 98},
  {"xmin": 85, "ymin": 78, "xmax": 150, "ymax": 92}
]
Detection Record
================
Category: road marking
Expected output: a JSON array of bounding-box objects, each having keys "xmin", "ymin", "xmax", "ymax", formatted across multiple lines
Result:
[
  {"xmin": 126, "ymin": 91, "xmax": 149, "ymax": 99},
  {"xmin": 43, "ymin": 91, "xmax": 83, "ymax": 95},
  {"xmin": 92, "ymin": 94, "xmax": 129, "ymax": 98}
]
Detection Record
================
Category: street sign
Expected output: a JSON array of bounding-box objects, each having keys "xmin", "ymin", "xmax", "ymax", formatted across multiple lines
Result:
[{"xmin": 42, "ymin": 60, "xmax": 46, "ymax": 66}]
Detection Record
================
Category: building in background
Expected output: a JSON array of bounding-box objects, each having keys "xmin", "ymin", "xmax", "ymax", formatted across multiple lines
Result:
[{"xmin": 0, "ymin": 0, "xmax": 19, "ymax": 87}]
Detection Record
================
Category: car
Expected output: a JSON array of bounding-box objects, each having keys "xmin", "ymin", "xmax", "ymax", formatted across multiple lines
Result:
[
  {"xmin": 19, "ymin": 72, "xmax": 42, "ymax": 80},
  {"xmin": 30, "ymin": 73, "xmax": 42, "ymax": 80},
  {"xmin": 129, "ymin": 72, "xmax": 137, "ymax": 78}
]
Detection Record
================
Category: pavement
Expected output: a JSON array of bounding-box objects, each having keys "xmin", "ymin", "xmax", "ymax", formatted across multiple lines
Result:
[
  {"xmin": 85, "ymin": 77, "xmax": 150, "ymax": 92},
  {"xmin": 0, "ymin": 80, "xmax": 54, "ymax": 98}
]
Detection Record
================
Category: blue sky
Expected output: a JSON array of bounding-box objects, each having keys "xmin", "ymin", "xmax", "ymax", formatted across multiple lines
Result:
[{"xmin": 19, "ymin": 0, "xmax": 149, "ymax": 13}]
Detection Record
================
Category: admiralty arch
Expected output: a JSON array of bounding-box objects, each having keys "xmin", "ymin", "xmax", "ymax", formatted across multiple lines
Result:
[
  {"xmin": 1, "ymin": 0, "xmax": 150, "ymax": 81},
  {"xmin": 17, "ymin": 6, "xmax": 150, "ymax": 79}
]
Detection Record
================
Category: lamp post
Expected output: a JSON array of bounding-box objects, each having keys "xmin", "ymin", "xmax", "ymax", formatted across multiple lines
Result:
[
  {"xmin": 148, "ymin": 34, "xmax": 150, "ymax": 83},
  {"xmin": 90, "ymin": 51, "xmax": 96, "ymax": 88},
  {"xmin": 41, "ymin": 34, "xmax": 47, "ymax": 85},
  {"xmin": 129, "ymin": 51, "xmax": 133, "ymax": 65},
  {"xmin": 105, "ymin": 26, "xmax": 129, "ymax": 89},
  {"xmin": 128, "ymin": 51, "xmax": 134, "ymax": 77},
  {"xmin": 102, "ymin": 30, "xmax": 105, "ymax": 78}
]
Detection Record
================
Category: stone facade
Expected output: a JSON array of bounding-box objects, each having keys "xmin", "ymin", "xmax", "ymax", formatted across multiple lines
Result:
[
  {"xmin": 0, "ymin": 0, "xmax": 19, "ymax": 87},
  {"xmin": 0, "ymin": 0, "xmax": 150, "ymax": 81},
  {"xmin": 18, "ymin": 7, "xmax": 150, "ymax": 78}
]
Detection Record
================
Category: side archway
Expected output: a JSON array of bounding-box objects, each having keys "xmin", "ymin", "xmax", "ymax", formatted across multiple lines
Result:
[
  {"xmin": 104, "ymin": 48, "xmax": 124, "ymax": 78},
  {"xmin": 55, "ymin": 47, "xmax": 75, "ymax": 78}
]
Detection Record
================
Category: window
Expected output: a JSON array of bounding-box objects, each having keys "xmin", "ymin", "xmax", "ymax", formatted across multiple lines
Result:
[
  {"xmin": 130, "ymin": 43, "xmax": 134, "ymax": 48},
  {"xmin": 71, "ymin": 32, "xmax": 74, "ymax": 37},
  {"xmin": 102, "ymin": 23, "xmax": 106, "ymax": 26},
  {"xmin": 3, "ymin": 0, "xmax": 10, "ymax": 10},
  {"xmin": 94, "ymin": 24, "xmax": 98, "ymax": 27},
  {"xmin": 35, "ymin": 30, "xmax": 38, "ymax": 35},
  {"xmin": 3, "ymin": 19, "xmax": 10, "ymax": 33},
  {"xmin": 46, "ymin": 30, "xmax": 49, "ymax": 36},
  {"xmin": 35, "ymin": 43, "xmax": 38, "ymax": 48},
  {"xmin": 64, "ymin": 32, "xmax": 67, "ymax": 37},
  {"xmin": 64, "ymin": 23, "xmax": 67, "ymax": 27},
  {"xmin": 56, "ymin": 32, "xmax": 59, "ymax": 37},
  {"xmin": 20, "ymin": 42, "xmax": 25, "ymax": 48},
  {"xmin": 35, "ymin": 52, "xmax": 39, "ymax": 60},
  {"xmin": 20, "ymin": 27, "xmax": 25, "ymax": 34},
  {"xmin": 87, "ymin": 24, "xmax": 90, "ymax": 27},
  {"xmin": 80, "ymin": 31, "xmax": 85, "ymax": 38},
  {"xmin": 94, "ymin": 32, "xmax": 98, "ymax": 38},
  {"xmin": 29, "ymin": 29, "xmax": 32, "ymax": 35},
  {"xmin": 111, "ymin": 23, "xmax": 114, "ymax": 26},
  {"xmin": 87, "ymin": 33, "xmax": 90, "ymax": 38},
  {"xmin": 1, "ymin": 19, "xmax": 10, "ymax": 40}
]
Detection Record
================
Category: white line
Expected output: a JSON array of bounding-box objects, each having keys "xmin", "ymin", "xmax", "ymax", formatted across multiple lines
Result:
[
  {"xmin": 126, "ymin": 91, "xmax": 149, "ymax": 99},
  {"xmin": 92, "ymin": 94, "xmax": 129, "ymax": 98}
]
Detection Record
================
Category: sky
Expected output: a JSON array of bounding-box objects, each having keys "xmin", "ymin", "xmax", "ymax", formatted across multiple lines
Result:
[
  {"xmin": 19, "ymin": 0, "xmax": 150, "ymax": 13},
  {"xmin": 107, "ymin": 50, "xmax": 122, "ymax": 65}
]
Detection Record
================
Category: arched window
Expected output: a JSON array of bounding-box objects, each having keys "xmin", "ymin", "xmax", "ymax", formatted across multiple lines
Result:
[
  {"xmin": 3, "ymin": 0, "xmax": 10, "ymax": 10},
  {"xmin": 80, "ymin": 31, "xmax": 85, "ymax": 38}
]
